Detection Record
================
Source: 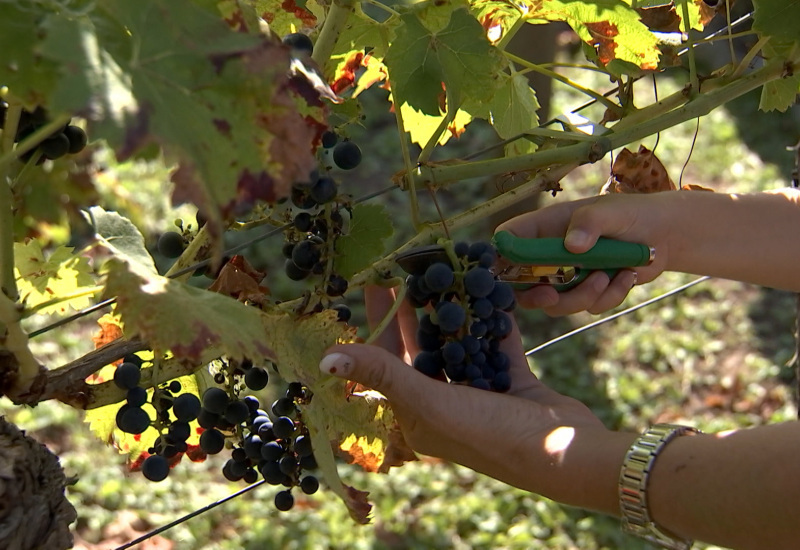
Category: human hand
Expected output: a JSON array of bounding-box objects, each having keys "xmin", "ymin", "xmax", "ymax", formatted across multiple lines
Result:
[
  {"xmin": 319, "ymin": 286, "xmax": 615, "ymax": 509},
  {"xmin": 495, "ymin": 193, "xmax": 675, "ymax": 315}
]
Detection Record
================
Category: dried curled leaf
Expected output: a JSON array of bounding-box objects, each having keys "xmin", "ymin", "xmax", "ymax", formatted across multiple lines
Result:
[{"xmin": 600, "ymin": 145, "xmax": 676, "ymax": 194}]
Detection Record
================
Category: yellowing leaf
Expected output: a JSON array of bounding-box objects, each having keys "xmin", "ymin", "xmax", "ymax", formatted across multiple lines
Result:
[
  {"xmin": 102, "ymin": 260, "xmax": 276, "ymax": 362},
  {"xmin": 14, "ymin": 241, "xmax": 99, "ymax": 315},
  {"xmin": 398, "ymin": 101, "xmax": 474, "ymax": 148},
  {"xmin": 334, "ymin": 204, "xmax": 394, "ymax": 279}
]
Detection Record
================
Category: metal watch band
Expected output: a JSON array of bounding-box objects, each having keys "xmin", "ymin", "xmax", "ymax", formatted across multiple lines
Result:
[{"xmin": 619, "ymin": 423, "xmax": 701, "ymax": 550}]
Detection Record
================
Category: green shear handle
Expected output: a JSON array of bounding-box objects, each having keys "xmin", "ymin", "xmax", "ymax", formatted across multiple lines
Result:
[{"xmin": 491, "ymin": 230, "xmax": 654, "ymax": 291}]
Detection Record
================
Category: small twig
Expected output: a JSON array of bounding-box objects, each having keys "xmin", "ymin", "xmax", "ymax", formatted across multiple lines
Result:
[
  {"xmin": 679, "ymin": 0, "xmax": 699, "ymax": 93},
  {"xmin": 365, "ymin": 280, "xmax": 406, "ymax": 345}
]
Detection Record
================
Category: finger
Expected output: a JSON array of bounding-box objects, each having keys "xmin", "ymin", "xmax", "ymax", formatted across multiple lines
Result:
[
  {"xmin": 364, "ymin": 285, "xmax": 404, "ymax": 356},
  {"xmin": 501, "ymin": 314, "xmax": 541, "ymax": 392},
  {"xmin": 396, "ymin": 296, "xmax": 421, "ymax": 358},
  {"xmin": 539, "ymin": 270, "xmax": 611, "ymax": 317},
  {"xmin": 586, "ymin": 269, "xmax": 637, "ymax": 314},
  {"xmin": 495, "ymin": 197, "xmax": 598, "ymax": 239}
]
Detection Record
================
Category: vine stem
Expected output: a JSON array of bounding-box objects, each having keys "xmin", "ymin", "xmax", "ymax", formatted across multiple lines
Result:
[
  {"xmin": 0, "ymin": 114, "xmax": 70, "ymax": 173},
  {"xmin": 414, "ymin": 55, "xmax": 794, "ymax": 189},
  {"xmin": 0, "ymin": 291, "xmax": 42, "ymax": 398},
  {"xmin": 679, "ymin": 0, "xmax": 699, "ymax": 93},
  {"xmin": 311, "ymin": 0, "xmax": 356, "ymax": 69},
  {"xmin": 505, "ymin": 52, "xmax": 621, "ymax": 113}
]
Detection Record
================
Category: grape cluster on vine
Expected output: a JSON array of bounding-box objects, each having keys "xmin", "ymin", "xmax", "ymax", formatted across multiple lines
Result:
[
  {"xmin": 0, "ymin": 103, "xmax": 87, "ymax": 163},
  {"xmin": 282, "ymin": 126, "xmax": 363, "ymax": 321},
  {"xmin": 405, "ymin": 241, "xmax": 517, "ymax": 392},
  {"xmin": 197, "ymin": 359, "xmax": 320, "ymax": 511}
]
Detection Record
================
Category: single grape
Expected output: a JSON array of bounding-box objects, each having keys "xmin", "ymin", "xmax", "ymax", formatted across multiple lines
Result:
[
  {"xmin": 435, "ymin": 302, "xmax": 466, "ymax": 334},
  {"xmin": 331, "ymin": 303, "xmax": 351, "ymax": 322},
  {"xmin": 223, "ymin": 459, "xmax": 245, "ymax": 481},
  {"xmin": 244, "ymin": 366, "xmax": 269, "ymax": 391},
  {"xmin": 243, "ymin": 395, "xmax": 260, "ymax": 412},
  {"xmin": 258, "ymin": 422, "xmax": 275, "ymax": 441},
  {"xmin": 261, "ymin": 441, "xmax": 284, "ymax": 461},
  {"xmin": 300, "ymin": 475, "xmax": 320, "ymax": 495},
  {"xmin": 416, "ymin": 328, "xmax": 443, "ymax": 352},
  {"xmin": 202, "ymin": 387, "xmax": 229, "ymax": 415},
  {"xmin": 493, "ymin": 371, "xmax": 512, "ymax": 392},
  {"xmin": 464, "ymin": 267, "xmax": 495, "ymax": 298},
  {"xmin": 461, "ymin": 335, "xmax": 481, "ymax": 355},
  {"xmin": 63, "ymin": 125, "xmax": 88, "ymax": 154},
  {"xmin": 168, "ymin": 380, "xmax": 182, "ymax": 393},
  {"xmin": 413, "ymin": 351, "xmax": 443, "ymax": 377},
  {"xmin": 157, "ymin": 232, "xmax": 185, "ymax": 259},
  {"xmin": 286, "ymin": 382, "xmax": 305, "ymax": 399},
  {"xmin": 470, "ymin": 297, "xmax": 494, "ymax": 319},
  {"xmin": 142, "ymin": 455, "xmax": 169, "ymax": 482},
  {"xmin": 285, "ymin": 259, "xmax": 311, "ymax": 281},
  {"xmin": 273, "ymin": 416, "xmax": 295, "ymax": 439},
  {"xmin": 127, "ymin": 386, "xmax": 148, "ymax": 407},
  {"xmin": 117, "ymin": 406, "xmax": 151, "ymax": 434},
  {"xmin": 244, "ymin": 435, "xmax": 264, "ymax": 459},
  {"xmin": 293, "ymin": 434, "xmax": 313, "ymax": 457},
  {"xmin": 467, "ymin": 241, "xmax": 494, "ymax": 262},
  {"xmin": 489, "ymin": 351, "xmax": 510, "ymax": 371},
  {"xmin": 470, "ymin": 378, "xmax": 492, "ymax": 391},
  {"xmin": 291, "ymin": 239, "xmax": 321, "ymax": 271},
  {"xmin": 299, "ymin": 454, "xmax": 318, "ymax": 470},
  {"xmin": 279, "ymin": 454, "xmax": 298, "ymax": 476},
  {"xmin": 243, "ymin": 468, "xmax": 259, "ymax": 484},
  {"xmin": 490, "ymin": 311, "xmax": 513, "ymax": 338},
  {"xmin": 454, "ymin": 241, "xmax": 470, "ymax": 257},
  {"xmin": 123, "ymin": 353, "xmax": 144, "ymax": 367},
  {"xmin": 260, "ymin": 461, "xmax": 285, "ymax": 485},
  {"xmin": 282, "ymin": 242, "xmax": 296, "ymax": 259},
  {"xmin": 321, "ymin": 130, "xmax": 338, "ymax": 148},
  {"xmin": 114, "ymin": 362, "xmax": 141, "ymax": 390},
  {"xmin": 442, "ymin": 341, "xmax": 466, "ymax": 365},
  {"xmin": 444, "ymin": 362, "xmax": 467, "ymax": 382},
  {"xmin": 199, "ymin": 428, "xmax": 225, "ymax": 454},
  {"xmin": 470, "ymin": 351, "xmax": 487, "ymax": 366},
  {"xmin": 272, "ymin": 397, "xmax": 296, "ymax": 417},
  {"xmin": 40, "ymin": 133, "xmax": 70, "ymax": 159},
  {"xmin": 465, "ymin": 363, "xmax": 482, "ymax": 381},
  {"xmin": 275, "ymin": 490, "xmax": 295, "ymax": 511},
  {"xmin": 424, "ymin": 263, "xmax": 455, "ymax": 293},
  {"xmin": 294, "ymin": 212, "xmax": 313, "ymax": 232},
  {"xmin": 310, "ymin": 176, "xmax": 338, "ymax": 204},
  {"xmin": 282, "ymin": 32, "xmax": 313, "ymax": 56},
  {"xmin": 173, "ymin": 393, "xmax": 201, "ymax": 422},
  {"xmin": 326, "ymin": 274, "xmax": 348, "ymax": 297},
  {"xmin": 224, "ymin": 400, "xmax": 251, "ymax": 425},
  {"xmin": 231, "ymin": 447, "xmax": 248, "ymax": 463},
  {"xmin": 332, "ymin": 141, "xmax": 362, "ymax": 170},
  {"xmin": 291, "ymin": 184, "xmax": 317, "ymax": 209},
  {"xmin": 488, "ymin": 282, "xmax": 516, "ymax": 311}
]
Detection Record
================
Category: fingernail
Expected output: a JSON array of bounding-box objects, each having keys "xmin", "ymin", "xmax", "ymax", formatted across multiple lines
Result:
[
  {"xmin": 565, "ymin": 229, "xmax": 590, "ymax": 250},
  {"xmin": 319, "ymin": 352, "xmax": 353, "ymax": 376}
]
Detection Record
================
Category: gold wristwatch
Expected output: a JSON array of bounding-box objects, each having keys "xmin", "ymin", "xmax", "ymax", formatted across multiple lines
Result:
[{"xmin": 619, "ymin": 423, "xmax": 701, "ymax": 550}]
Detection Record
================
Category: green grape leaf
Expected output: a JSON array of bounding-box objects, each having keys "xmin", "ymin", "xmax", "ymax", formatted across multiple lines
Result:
[
  {"xmin": 753, "ymin": 0, "xmax": 800, "ymax": 44},
  {"xmin": 13, "ymin": 242, "xmax": 99, "ymax": 315},
  {"xmin": 531, "ymin": 0, "xmax": 661, "ymax": 70},
  {"xmin": 385, "ymin": 8, "xmax": 505, "ymax": 116},
  {"xmin": 759, "ymin": 41, "xmax": 800, "ymax": 112},
  {"xmin": 84, "ymin": 206, "xmax": 157, "ymax": 273},
  {"xmin": 481, "ymin": 72, "xmax": 540, "ymax": 157},
  {"xmin": 0, "ymin": 4, "xmax": 59, "ymax": 107},
  {"xmin": 398, "ymin": 101, "xmax": 475, "ymax": 147},
  {"xmin": 469, "ymin": 0, "xmax": 525, "ymax": 45},
  {"xmin": 102, "ymin": 260, "xmax": 277, "ymax": 362},
  {"xmin": 334, "ymin": 204, "xmax": 394, "ymax": 279}
]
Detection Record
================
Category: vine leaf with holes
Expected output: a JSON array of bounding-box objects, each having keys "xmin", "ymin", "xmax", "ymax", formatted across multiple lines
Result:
[
  {"xmin": 751, "ymin": 0, "xmax": 800, "ymax": 112},
  {"xmin": 13, "ymin": 241, "xmax": 99, "ymax": 315}
]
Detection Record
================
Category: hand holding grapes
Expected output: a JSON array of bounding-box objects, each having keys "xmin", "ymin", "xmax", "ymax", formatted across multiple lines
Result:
[{"xmin": 319, "ymin": 286, "xmax": 621, "ymax": 512}]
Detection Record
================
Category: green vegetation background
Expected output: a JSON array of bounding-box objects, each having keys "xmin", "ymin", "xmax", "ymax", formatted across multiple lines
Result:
[{"xmin": 2, "ymin": 35, "xmax": 799, "ymax": 550}]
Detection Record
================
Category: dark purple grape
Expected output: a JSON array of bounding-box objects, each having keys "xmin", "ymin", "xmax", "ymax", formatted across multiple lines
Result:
[
  {"xmin": 285, "ymin": 259, "xmax": 311, "ymax": 281},
  {"xmin": 40, "ymin": 133, "xmax": 69, "ymax": 159},
  {"xmin": 435, "ymin": 302, "xmax": 466, "ymax": 334},
  {"xmin": 326, "ymin": 274, "xmax": 348, "ymax": 297},
  {"xmin": 127, "ymin": 386, "xmax": 148, "ymax": 407},
  {"xmin": 291, "ymin": 239, "xmax": 321, "ymax": 271},
  {"xmin": 332, "ymin": 140, "xmax": 362, "ymax": 170},
  {"xmin": 282, "ymin": 32, "xmax": 313, "ymax": 55},
  {"xmin": 169, "ymin": 421, "xmax": 191, "ymax": 442},
  {"xmin": 273, "ymin": 416, "xmax": 295, "ymax": 439},
  {"xmin": 244, "ymin": 366, "xmax": 269, "ymax": 391},
  {"xmin": 321, "ymin": 131, "xmax": 338, "ymax": 148},
  {"xmin": 464, "ymin": 268, "xmax": 495, "ymax": 298},
  {"xmin": 310, "ymin": 176, "xmax": 338, "ymax": 204},
  {"xmin": 114, "ymin": 362, "xmax": 141, "ymax": 390},
  {"xmin": 158, "ymin": 232, "xmax": 185, "ymax": 259},
  {"xmin": 261, "ymin": 441, "xmax": 284, "ymax": 461},
  {"xmin": 64, "ymin": 125, "xmax": 88, "ymax": 154},
  {"xmin": 331, "ymin": 303, "xmax": 351, "ymax": 322},
  {"xmin": 202, "ymin": 387, "xmax": 229, "ymax": 415},
  {"xmin": 423, "ymin": 263, "xmax": 454, "ymax": 293},
  {"xmin": 470, "ymin": 378, "xmax": 492, "ymax": 391},
  {"xmin": 442, "ymin": 341, "xmax": 466, "ymax": 365},
  {"xmin": 300, "ymin": 475, "xmax": 319, "ymax": 495},
  {"xmin": 199, "ymin": 428, "xmax": 225, "ymax": 454},
  {"xmin": 142, "ymin": 455, "xmax": 169, "ymax": 482},
  {"xmin": 117, "ymin": 406, "xmax": 150, "ymax": 434},
  {"xmin": 471, "ymin": 298, "xmax": 494, "ymax": 319},
  {"xmin": 294, "ymin": 212, "xmax": 313, "ymax": 232},
  {"xmin": 275, "ymin": 490, "xmax": 295, "ymax": 511},
  {"xmin": 413, "ymin": 351, "xmax": 443, "ymax": 377},
  {"xmin": 224, "ymin": 400, "xmax": 251, "ymax": 425},
  {"xmin": 488, "ymin": 282, "xmax": 516, "ymax": 311},
  {"xmin": 493, "ymin": 371, "xmax": 512, "ymax": 392},
  {"xmin": 173, "ymin": 393, "xmax": 201, "ymax": 422}
]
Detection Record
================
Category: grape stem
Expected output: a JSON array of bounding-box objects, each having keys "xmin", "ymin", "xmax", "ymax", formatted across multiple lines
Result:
[
  {"xmin": 364, "ymin": 281, "xmax": 407, "ymax": 345},
  {"xmin": 679, "ymin": 0, "xmax": 699, "ymax": 94},
  {"xmin": 0, "ymin": 291, "xmax": 43, "ymax": 400}
]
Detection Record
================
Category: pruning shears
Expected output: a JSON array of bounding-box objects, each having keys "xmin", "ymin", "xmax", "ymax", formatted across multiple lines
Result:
[
  {"xmin": 491, "ymin": 231, "xmax": 654, "ymax": 291},
  {"xmin": 395, "ymin": 232, "xmax": 654, "ymax": 292}
]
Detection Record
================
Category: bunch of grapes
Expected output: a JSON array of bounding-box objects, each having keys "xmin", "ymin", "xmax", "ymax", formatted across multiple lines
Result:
[
  {"xmin": 112, "ymin": 353, "xmax": 202, "ymax": 483},
  {"xmin": 281, "ymin": 128, "xmax": 362, "ymax": 317},
  {"xmin": 0, "ymin": 103, "xmax": 88, "ymax": 163},
  {"xmin": 405, "ymin": 241, "xmax": 517, "ymax": 392},
  {"xmin": 196, "ymin": 360, "xmax": 319, "ymax": 511}
]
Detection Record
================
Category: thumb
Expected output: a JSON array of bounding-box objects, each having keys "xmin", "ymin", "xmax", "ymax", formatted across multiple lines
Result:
[
  {"xmin": 563, "ymin": 199, "xmax": 632, "ymax": 253},
  {"xmin": 319, "ymin": 343, "xmax": 420, "ymax": 397}
]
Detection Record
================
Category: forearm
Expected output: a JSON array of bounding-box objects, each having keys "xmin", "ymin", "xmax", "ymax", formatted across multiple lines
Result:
[
  {"xmin": 665, "ymin": 189, "xmax": 800, "ymax": 291},
  {"xmin": 564, "ymin": 422, "xmax": 800, "ymax": 549}
]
